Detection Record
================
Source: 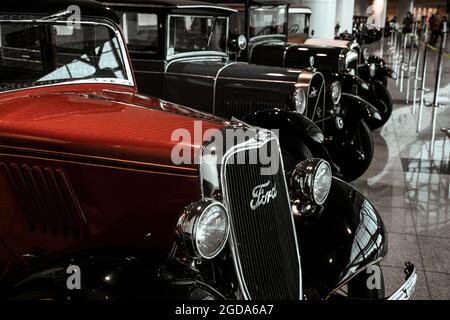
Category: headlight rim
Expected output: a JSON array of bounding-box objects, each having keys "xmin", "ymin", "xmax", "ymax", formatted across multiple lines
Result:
[
  {"xmin": 363, "ymin": 48, "xmax": 370, "ymax": 62},
  {"xmin": 330, "ymin": 81, "xmax": 342, "ymax": 105},
  {"xmin": 293, "ymin": 88, "xmax": 306, "ymax": 114},
  {"xmin": 176, "ymin": 198, "xmax": 230, "ymax": 260},
  {"xmin": 369, "ymin": 63, "xmax": 376, "ymax": 77},
  {"xmin": 291, "ymin": 158, "xmax": 332, "ymax": 206}
]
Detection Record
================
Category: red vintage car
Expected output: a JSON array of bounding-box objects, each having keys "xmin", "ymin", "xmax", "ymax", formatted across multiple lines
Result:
[{"xmin": 0, "ymin": 0, "xmax": 416, "ymax": 300}]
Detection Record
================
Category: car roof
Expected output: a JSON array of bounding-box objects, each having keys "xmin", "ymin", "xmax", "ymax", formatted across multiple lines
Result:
[
  {"xmin": 0, "ymin": 0, "xmax": 119, "ymax": 24},
  {"xmin": 102, "ymin": 0, "xmax": 236, "ymax": 14}
]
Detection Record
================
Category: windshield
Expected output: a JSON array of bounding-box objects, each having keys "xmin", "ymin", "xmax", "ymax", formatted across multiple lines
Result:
[
  {"xmin": 168, "ymin": 15, "xmax": 227, "ymax": 56},
  {"xmin": 249, "ymin": 5, "xmax": 287, "ymax": 39},
  {"xmin": 0, "ymin": 19, "xmax": 131, "ymax": 92},
  {"xmin": 288, "ymin": 12, "xmax": 310, "ymax": 36}
]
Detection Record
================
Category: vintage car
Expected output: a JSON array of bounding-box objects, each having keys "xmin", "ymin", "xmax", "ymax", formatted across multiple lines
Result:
[
  {"xmin": 0, "ymin": 0, "xmax": 417, "ymax": 300},
  {"xmin": 103, "ymin": 0, "xmax": 381, "ymax": 181},
  {"xmin": 217, "ymin": 0, "xmax": 394, "ymax": 130},
  {"xmin": 286, "ymin": 5, "xmax": 397, "ymax": 88}
]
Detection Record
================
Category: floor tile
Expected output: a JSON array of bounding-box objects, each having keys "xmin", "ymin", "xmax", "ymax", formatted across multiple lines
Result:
[
  {"xmin": 381, "ymin": 233, "xmax": 424, "ymax": 270},
  {"xmin": 425, "ymin": 272, "xmax": 450, "ymax": 300},
  {"xmin": 377, "ymin": 206, "xmax": 416, "ymax": 235},
  {"xmin": 418, "ymin": 237, "xmax": 450, "ymax": 273}
]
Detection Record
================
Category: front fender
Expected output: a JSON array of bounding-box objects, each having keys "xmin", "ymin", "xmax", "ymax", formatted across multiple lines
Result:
[
  {"xmin": 295, "ymin": 178, "xmax": 388, "ymax": 297},
  {"xmin": 340, "ymin": 93, "xmax": 382, "ymax": 123},
  {"xmin": 244, "ymin": 110, "xmax": 341, "ymax": 173},
  {"xmin": 375, "ymin": 64, "xmax": 397, "ymax": 80},
  {"xmin": 3, "ymin": 249, "xmax": 227, "ymax": 300},
  {"xmin": 330, "ymin": 73, "xmax": 369, "ymax": 94}
]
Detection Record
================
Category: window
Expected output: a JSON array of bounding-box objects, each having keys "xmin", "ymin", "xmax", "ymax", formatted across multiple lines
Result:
[
  {"xmin": 120, "ymin": 12, "xmax": 159, "ymax": 54},
  {"xmin": 0, "ymin": 21, "xmax": 130, "ymax": 92},
  {"xmin": 168, "ymin": 15, "xmax": 227, "ymax": 56}
]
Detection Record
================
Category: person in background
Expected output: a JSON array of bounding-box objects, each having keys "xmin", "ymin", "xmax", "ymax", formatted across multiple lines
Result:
[
  {"xmin": 402, "ymin": 11, "xmax": 413, "ymax": 34},
  {"xmin": 430, "ymin": 14, "xmax": 441, "ymax": 44}
]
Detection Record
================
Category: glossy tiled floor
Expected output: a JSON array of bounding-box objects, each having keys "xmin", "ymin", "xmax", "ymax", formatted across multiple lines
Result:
[{"xmin": 352, "ymin": 35, "xmax": 450, "ymax": 300}]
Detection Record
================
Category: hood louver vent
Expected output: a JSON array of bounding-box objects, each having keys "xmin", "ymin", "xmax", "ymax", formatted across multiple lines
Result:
[{"xmin": 0, "ymin": 162, "xmax": 87, "ymax": 239}]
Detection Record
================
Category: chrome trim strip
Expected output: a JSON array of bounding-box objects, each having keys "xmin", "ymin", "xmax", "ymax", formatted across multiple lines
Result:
[
  {"xmin": 212, "ymin": 62, "xmax": 241, "ymax": 114},
  {"xmin": 218, "ymin": 76, "xmax": 296, "ymax": 84},
  {"xmin": 104, "ymin": 2, "xmax": 236, "ymax": 13},
  {"xmin": 387, "ymin": 267, "xmax": 417, "ymax": 300},
  {"xmin": 219, "ymin": 131, "xmax": 303, "ymax": 300}
]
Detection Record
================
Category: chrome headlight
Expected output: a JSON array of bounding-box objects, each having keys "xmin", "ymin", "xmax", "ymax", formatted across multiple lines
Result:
[
  {"xmin": 237, "ymin": 34, "xmax": 247, "ymax": 51},
  {"xmin": 363, "ymin": 48, "xmax": 369, "ymax": 62},
  {"xmin": 369, "ymin": 63, "xmax": 376, "ymax": 77},
  {"xmin": 293, "ymin": 89, "xmax": 306, "ymax": 114},
  {"xmin": 176, "ymin": 198, "xmax": 230, "ymax": 259},
  {"xmin": 330, "ymin": 81, "xmax": 342, "ymax": 105},
  {"xmin": 291, "ymin": 158, "xmax": 332, "ymax": 205}
]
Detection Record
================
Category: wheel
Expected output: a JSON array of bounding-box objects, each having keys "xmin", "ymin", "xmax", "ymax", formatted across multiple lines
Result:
[
  {"xmin": 327, "ymin": 120, "xmax": 374, "ymax": 182},
  {"xmin": 366, "ymin": 80, "xmax": 393, "ymax": 130},
  {"xmin": 347, "ymin": 263, "xmax": 385, "ymax": 299}
]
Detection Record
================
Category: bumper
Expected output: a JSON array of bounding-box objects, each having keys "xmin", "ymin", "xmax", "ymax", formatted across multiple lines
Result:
[{"xmin": 387, "ymin": 262, "xmax": 417, "ymax": 300}]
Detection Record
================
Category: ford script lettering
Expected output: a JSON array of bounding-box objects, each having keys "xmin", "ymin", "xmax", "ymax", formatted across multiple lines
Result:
[{"xmin": 250, "ymin": 181, "xmax": 277, "ymax": 210}]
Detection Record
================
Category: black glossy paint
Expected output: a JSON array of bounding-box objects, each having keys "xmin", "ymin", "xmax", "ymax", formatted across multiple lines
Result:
[{"xmin": 296, "ymin": 178, "xmax": 387, "ymax": 297}]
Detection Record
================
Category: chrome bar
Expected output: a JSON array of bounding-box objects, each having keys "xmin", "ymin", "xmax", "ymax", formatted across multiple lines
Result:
[
  {"xmin": 417, "ymin": 40, "xmax": 428, "ymax": 132},
  {"xmin": 387, "ymin": 263, "xmax": 417, "ymax": 300},
  {"xmin": 412, "ymin": 40, "xmax": 421, "ymax": 114},
  {"xmin": 428, "ymin": 23, "xmax": 447, "ymax": 156}
]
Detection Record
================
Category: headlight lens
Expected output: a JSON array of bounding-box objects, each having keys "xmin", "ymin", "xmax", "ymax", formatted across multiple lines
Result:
[
  {"xmin": 330, "ymin": 81, "xmax": 342, "ymax": 105},
  {"xmin": 291, "ymin": 158, "xmax": 332, "ymax": 205},
  {"xmin": 237, "ymin": 34, "xmax": 247, "ymax": 51},
  {"xmin": 369, "ymin": 63, "xmax": 376, "ymax": 77},
  {"xmin": 176, "ymin": 199, "xmax": 230, "ymax": 259},
  {"xmin": 293, "ymin": 89, "xmax": 306, "ymax": 114},
  {"xmin": 312, "ymin": 161, "xmax": 332, "ymax": 205},
  {"xmin": 363, "ymin": 48, "xmax": 369, "ymax": 62}
]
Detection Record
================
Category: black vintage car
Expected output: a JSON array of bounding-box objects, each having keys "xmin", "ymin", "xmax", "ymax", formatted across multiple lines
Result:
[
  {"xmin": 103, "ymin": 0, "xmax": 379, "ymax": 181},
  {"xmin": 212, "ymin": 0, "xmax": 394, "ymax": 131},
  {"xmin": 0, "ymin": 0, "xmax": 417, "ymax": 301}
]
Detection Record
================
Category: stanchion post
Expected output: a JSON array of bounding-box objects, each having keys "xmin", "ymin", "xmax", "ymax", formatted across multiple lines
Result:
[
  {"xmin": 400, "ymin": 33, "xmax": 407, "ymax": 92},
  {"xmin": 412, "ymin": 40, "xmax": 421, "ymax": 114},
  {"xmin": 406, "ymin": 32, "xmax": 414, "ymax": 103},
  {"xmin": 427, "ymin": 23, "xmax": 448, "ymax": 155},
  {"xmin": 417, "ymin": 41, "xmax": 428, "ymax": 132}
]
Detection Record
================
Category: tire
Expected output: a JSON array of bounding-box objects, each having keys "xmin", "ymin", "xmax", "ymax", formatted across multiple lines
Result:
[
  {"xmin": 366, "ymin": 80, "xmax": 393, "ymax": 130},
  {"xmin": 328, "ymin": 120, "xmax": 374, "ymax": 182},
  {"xmin": 347, "ymin": 263, "xmax": 385, "ymax": 299}
]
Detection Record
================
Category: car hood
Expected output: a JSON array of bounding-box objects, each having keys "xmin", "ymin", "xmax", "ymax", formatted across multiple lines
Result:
[
  {"xmin": 167, "ymin": 58, "xmax": 303, "ymax": 83},
  {"xmin": 250, "ymin": 41, "xmax": 347, "ymax": 73},
  {"xmin": 0, "ymin": 84, "xmax": 226, "ymax": 174}
]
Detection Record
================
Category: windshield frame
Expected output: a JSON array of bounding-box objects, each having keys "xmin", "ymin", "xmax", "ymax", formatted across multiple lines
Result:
[
  {"xmin": 0, "ymin": 16, "xmax": 135, "ymax": 94},
  {"xmin": 166, "ymin": 13, "xmax": 229, "ymax": 60}
]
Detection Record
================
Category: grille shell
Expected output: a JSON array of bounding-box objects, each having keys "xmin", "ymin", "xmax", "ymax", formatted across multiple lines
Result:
[{"xmin": 220, "ymin": 136, "xmax": 301, "ymax": 300}]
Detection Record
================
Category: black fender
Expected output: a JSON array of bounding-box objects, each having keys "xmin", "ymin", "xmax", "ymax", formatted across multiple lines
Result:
[
  {"xmin": 243, "ymin": 109, "xmax": 340, "ymax": 172},
  {"xmin": 329, "ymin": 73, "xmax": 369, "ymax": 94},
  {"xmin": 295, "ymin": 178, "xmax": 388, "ymax": 297},
  {"xmin": 358, "ymin": 62, "xmax": 397, "ymax": 82},
  {"xmin": 2, "ymin": 248, "xmax": 227, "ymax": 300},
  {"xmin": 340, "ymin": 93, "xmax": 382, "ymax": 123}
]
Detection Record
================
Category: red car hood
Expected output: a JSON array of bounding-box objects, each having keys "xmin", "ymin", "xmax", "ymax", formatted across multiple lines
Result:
[{"xmin": 0, "ymin": 84, "xmax": 227, "ymax": 174}]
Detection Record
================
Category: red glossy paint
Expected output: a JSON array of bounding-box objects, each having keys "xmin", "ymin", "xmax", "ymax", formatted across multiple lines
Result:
[{"xmin": 0, "ymin": 83, "xmax": 227, "ymax": 285}]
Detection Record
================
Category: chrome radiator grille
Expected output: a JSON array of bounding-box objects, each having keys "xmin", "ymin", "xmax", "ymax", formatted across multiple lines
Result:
[
  {"xmin": 221, "ymin": 138, "xmax": 301, "ymax": 300},
  {"xmin": 306, "ymin": 73, "xmax": 326, "ymax": 129}
]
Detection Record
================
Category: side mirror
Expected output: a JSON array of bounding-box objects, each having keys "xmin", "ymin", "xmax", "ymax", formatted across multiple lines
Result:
[{"xmin": 229, "ymin": 34, "xmax": 247, "ymax": 52}]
